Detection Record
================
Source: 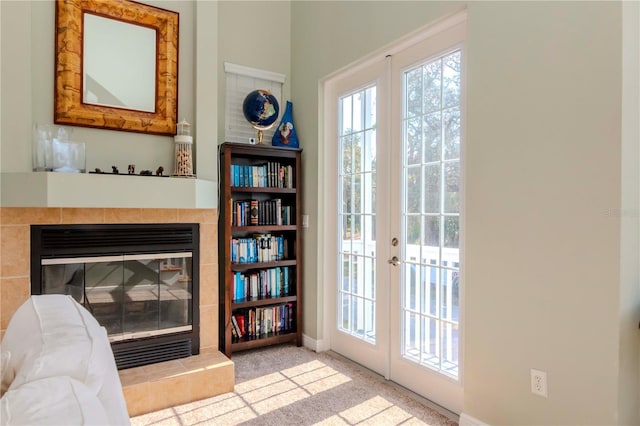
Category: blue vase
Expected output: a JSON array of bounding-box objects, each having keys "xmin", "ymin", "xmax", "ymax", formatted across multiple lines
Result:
[{"xmin": 272, "ymin": 101, "xmax": 299, "ymax": 148}]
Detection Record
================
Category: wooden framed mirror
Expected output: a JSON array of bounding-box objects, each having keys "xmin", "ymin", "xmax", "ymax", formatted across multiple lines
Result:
[{"xmin": 55, "ymin": 0, "xmax": 179, "ymax": 135}]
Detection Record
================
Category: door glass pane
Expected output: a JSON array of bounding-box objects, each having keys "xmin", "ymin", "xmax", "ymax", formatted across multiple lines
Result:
[
  {"xmin": 441, "ymin": 321, "xmax": 459, "ymax": 377},
  {"xmin": 423, "ymin": 61, "xmax": 442, "ymax": 113},
  {"xmin": 404, "ymin": 311, "xmax": 420, "ymax": 361},
  {"xmin": 444, "ymin": 216, "xmax": 459, "ymax": 249},
  {"xmin": 423, "ymin": 215, "xmax": 440, "ymax": 250},
  {"xmin": 341, "ymin": 135, "xmax": 353, "ymax": 174},
  {"xmin": 341, "ymin": 177, "xmax": 352, "ymax": 213},
  {"xmin": 443, "ymin": 107, "xmax": 460, "ymax": 160},
  {"xmin": 401, "ymin": 49, "xmax": 461, "ymax": 379},
  {"xmin": 444, "ymin": 161, "xmax": 460, "ymax": 213},
  {"xmin": 363, "ymin": 129, "xmax": 376, "ymax": 173},
  {"xmin": 424, "ymin": 265, "xmax": 438, "ymax": 316},
  {"xmin": 422, "ymin": 316, "xmax": 440, "ymax": 369},
  {"xmin": 405, "ymin": 67, "xmax": 423, "ymax": 118},
  {"xmin": 364, "ymin": 86, "xmax": 377, "ymax": 129},
  {"xmin": 339, "ymin": 135, "xmax": 353, "ymax": 176},
  {"xmin": 424, "ymin": 164, "xmax": 441, "ymax": 213},
  {"xmin": 341, "ymin": 96, "xmax": 353, "ymax": 136},
  {"xmin": 405, "ymin": 118, "xmax": 422, "ymax": 165},
  {"xmin": 423, "ymin": 112, "xmax": 441, "ymax": 163},
  {"xmin": 338, "ymin": 85, "xmax": 377, "ymax": 344},
  {"xmin": 352, "ymin": 92, "xmax": 364, "ymax": 133},
  {"xmin": 442, "ymin": 51, "xmax": 461, "ymax": 108},
  {"xmin": 406, "ymin": 167, "xmax": 421, "ymax": 213},
  {"xmin": 405, "ymin": 215, "xmax": 420, "ymax": 246}
]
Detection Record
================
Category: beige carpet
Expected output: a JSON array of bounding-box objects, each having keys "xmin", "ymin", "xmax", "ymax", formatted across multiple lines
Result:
[{"xmin": 130, "ymin": 345, "xmax": 459, "ymax": 426}]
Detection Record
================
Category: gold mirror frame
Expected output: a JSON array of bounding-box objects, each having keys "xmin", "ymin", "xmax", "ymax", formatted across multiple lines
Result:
[{"xmin": 55, "ymin": 0, "xmax": 179, "ymax": 135}]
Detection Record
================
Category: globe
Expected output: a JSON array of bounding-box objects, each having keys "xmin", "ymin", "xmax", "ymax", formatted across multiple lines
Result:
[{"xmin": 242, "ymin": 89, "xmax": 279, "ymax": 144}]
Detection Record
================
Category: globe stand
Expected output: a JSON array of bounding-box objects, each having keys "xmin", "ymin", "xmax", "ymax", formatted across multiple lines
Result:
[{"xmin": 252, "ymin": 125, "xmax": 274, "ymax": 145}]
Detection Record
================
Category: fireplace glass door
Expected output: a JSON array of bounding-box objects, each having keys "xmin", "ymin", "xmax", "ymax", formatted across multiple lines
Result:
[{"xmin": 42, "ymin": 252, "xmax": 193, "ymax": 342}]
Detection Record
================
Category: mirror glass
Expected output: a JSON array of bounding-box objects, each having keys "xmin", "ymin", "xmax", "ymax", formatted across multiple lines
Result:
[{"xmin": 83, "ymin": 13, "xmax": 157, "ymax": 112}]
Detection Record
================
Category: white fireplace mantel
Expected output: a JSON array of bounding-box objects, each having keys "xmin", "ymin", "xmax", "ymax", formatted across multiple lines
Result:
[{"xmin": 0, "ymin": 172, "xmax": 218, "ymax": 209}]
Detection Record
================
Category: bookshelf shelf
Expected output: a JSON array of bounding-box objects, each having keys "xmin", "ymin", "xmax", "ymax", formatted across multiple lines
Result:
[
  {"xmin": 232, "ymin": 295, "xmax": 298, "ymax": 309},
  {"xmin": 218, "ymin": 142, "xmax": 303, "ymax": 357},
  {"xmin": 230, "ymin": 187, "xmax": 296, "ymax": 194},
  {"xmin": 231, "ymin": 260, "xmax": 297, "ymax": 271},
  {"xmin": 231, "ymin": 225, "xmax": 297, "ymax": 232},
  {"xmin": 231, "ymin": 332, "xmax": 298, "ymax": 352}
]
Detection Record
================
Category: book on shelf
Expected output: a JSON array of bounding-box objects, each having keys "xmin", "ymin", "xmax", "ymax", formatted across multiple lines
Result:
[
  {"xmin": 232, "ymin": 266, "xmax": 294, "ymax": 302},
  {"xmin": 250, "ymin": 200, "xmax": 259, "ymax": 225},
  {"xmin": 230, "ymin": 163, "xmax": 295, "ymax": 189},
  {"xmin": 231, "ymin": 314, "xmax": 243, "ymax": 338},
  {"xmin": 231, "ymin": 235, "xmax": 290, "ymax": 264},
  {"xmin": 231, "ymin": 303, "xmax": 295, "ymax": 339},
  {"xmin": 232, "ymin": 199, "xmax": 293, "ymax": 227}
]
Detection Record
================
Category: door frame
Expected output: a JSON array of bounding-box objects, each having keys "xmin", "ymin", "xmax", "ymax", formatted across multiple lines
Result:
[{"xmin": 318, "ymin": 7, "xmax": 468, "ymax": 409}]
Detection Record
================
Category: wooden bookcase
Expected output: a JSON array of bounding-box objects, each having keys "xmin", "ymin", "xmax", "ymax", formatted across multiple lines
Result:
[{"xmin": 218, "ymin": 142, "xmax": 303, "ymax": 357}]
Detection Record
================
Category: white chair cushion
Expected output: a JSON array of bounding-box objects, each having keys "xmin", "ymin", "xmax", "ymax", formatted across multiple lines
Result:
[
  {"xmin": 0, "ymin": 350, "xmax": 13, "ymax": 396},
  {"xmin": 2, "ymin": 295, "xmax": 130, "ymax": 425},
  {"xmin": 0, "ymin": 376, "xmax": 110, "ymax": 425}
]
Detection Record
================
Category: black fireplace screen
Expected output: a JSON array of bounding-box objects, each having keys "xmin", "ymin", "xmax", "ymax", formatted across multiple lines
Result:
[
  {"xmin": 42, "ymin": 253, "xmax": 193, "ymax": 341},
  {"xmin": 31, "ymin": 224, "xmax": 199, "ymax": 369}
]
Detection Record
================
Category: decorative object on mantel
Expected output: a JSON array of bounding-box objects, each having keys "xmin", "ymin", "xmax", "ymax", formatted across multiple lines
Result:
[
  {"xmin": 242, "ymin": 90, "xmax": 279, "ymax": 144},
  {"xmin": 272, "ymin": 101, "xmax": 299, "ymax": 148},
  {"xmin": 173, "ymin": 119, "xmax": 194, "ymax": 177},
  {"xmin": 33, "ymin": 124, "xmax": 85, "ymax": 173},
  {"xmin": 89, "ymin": 167, "xmax": 168, "ymax": 177},
  {"xmin": 128, "ymin": 165, "xmax": 135, "ymax": 174},
  {"xmin": 32, "ymin": 123, "xmax": 54, "ymax": 171}
]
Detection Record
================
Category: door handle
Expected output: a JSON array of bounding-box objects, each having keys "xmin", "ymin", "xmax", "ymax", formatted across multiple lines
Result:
[{"xmin": 388, "ymin": 256, "xmax": 400, "ymax": 266}]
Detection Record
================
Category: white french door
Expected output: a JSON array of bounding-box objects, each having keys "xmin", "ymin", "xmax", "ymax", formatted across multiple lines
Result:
[
  {"xmin": 325, "ymin": 13, "xmax": 465, "ymax": 414},
  {"xmin": 327, "ymin": 59, "xmax": 390, "ymax": 376},
  {"xmin": 388, "ymin": 24, "xmax": 465, "ymax": 414}
]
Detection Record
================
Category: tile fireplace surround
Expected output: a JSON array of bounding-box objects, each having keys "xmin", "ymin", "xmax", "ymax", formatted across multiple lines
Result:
[{"xmin": 0, "ymin": 207, "xmax": 234, "ymax": 416}]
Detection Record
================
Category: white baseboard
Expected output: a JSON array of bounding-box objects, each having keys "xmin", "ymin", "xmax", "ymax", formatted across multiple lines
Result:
[
  {"xmin": 302, "ymin": 334, "xmax": 330, "ymax": 352},
  {"xmin": 459, "ymin": 413, "xmax": 490, "ymax": 426}
]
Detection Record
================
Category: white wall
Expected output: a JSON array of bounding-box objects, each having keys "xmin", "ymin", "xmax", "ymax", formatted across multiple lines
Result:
[
  {"xmin": 619, "ymin": 1, "xmax": 640, "ymax": 423},
  {"xmin": 0, "ymin": 0, "xmax": 214, "ymax": 178},
  {"xmin": 464, "ymin": 2, "xmax": 624, "ymax": 423},
  {"xmin": 291, "ymin": 1, "xmax": 638, "ymax": 424},
  {"xmin": 216, "ymin": 1, "xmax": 291, "ymax": 145}
]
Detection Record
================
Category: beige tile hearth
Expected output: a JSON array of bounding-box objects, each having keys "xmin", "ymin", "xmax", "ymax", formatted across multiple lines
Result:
[{"xmin": 119, "ymin": 348, "xmax": 234, "ymax": 417}]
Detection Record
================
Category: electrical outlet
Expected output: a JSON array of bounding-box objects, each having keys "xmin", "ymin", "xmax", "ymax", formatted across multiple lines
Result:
[
  {"xmin": 530, "ymin": 369, "xmax": 548, "ymax": 398},
  {"xmin": 302, "ymin": 215, "xmax": 309, "ymax": 228}
]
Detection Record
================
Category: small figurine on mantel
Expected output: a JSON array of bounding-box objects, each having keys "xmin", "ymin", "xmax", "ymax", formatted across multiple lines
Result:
[
  {"xmin": 128, "ymin": 164, "xmax": 135, "ymax": 174},
  {"xmin": 112, "ymin": 166, "xmax": 119, "ymax": 174},
  {"xmin": 156, "ymin": 166, "xmax": 164, "ymax": 176}
]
